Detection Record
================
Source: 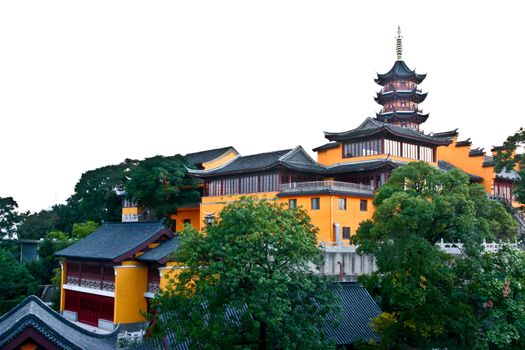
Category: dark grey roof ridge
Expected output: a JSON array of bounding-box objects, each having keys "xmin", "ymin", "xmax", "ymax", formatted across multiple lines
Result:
[{"xmin": 0, "ymin": 295, "xmax": 120, "ymax": 338}]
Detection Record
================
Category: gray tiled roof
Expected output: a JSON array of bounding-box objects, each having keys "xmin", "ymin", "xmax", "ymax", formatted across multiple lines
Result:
[
  {"xmin": 326, "ymin": 158, "xmax": 408, "ymax": 174},
  {"xmin": 496, "ymin": 168, "xmax": 520, "ymax": 181},
  {"xmin": 137, "ymin": 282, "xmax": 381, "ymax": 348},
  {"xmin": 324, "ymin": 118, "xmax": 451, "ymax": 146},
  {"xmin": 55, "ymin": 221, "xmax": 173, "ymax": 262},
  {"xmin": 0, "ymin": 295, "xmax": 119, "ymax": 350},
  {"xmin": 137, "ymin": 237, "xmax": 181, "ymax": 263},
  {"xmin": 189, "ymin": 146, "xmax": 326, "ymax": 177},
  {"xmin": 185, "ymin": 147, "xmax": 237, "ymax": 166},
  {"xmin": 326, "ymin": 282, "xmax": 382, "ymax": 344},
  {"xmin": 312, "ymin": 142, "xmax": 340, "ymax": 152},
  {"xmin": 437, "ymin": 161, "xmax": 484, "ymax": 182},
  {"xmin": 375, "ymin": 60, "xmax": 426, "ymax": 85}
]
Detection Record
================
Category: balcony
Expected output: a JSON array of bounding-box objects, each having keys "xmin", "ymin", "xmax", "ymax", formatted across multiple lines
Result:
[
  {"xmin": 65, "ymin": 276, "xmax": 115, "ymax": 292},
  {"xmin": 280, "ymin": 181, "xmax": 374, "ymax": 196},
  {"xmin": 381, "ymin": 106, "xmax": 422, "ymax": 113}
]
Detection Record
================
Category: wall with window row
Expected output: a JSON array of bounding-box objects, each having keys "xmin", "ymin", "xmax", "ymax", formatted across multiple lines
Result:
[{"xmin": 343, "ymin": 138, "xmax": 434, "ymax": 162}]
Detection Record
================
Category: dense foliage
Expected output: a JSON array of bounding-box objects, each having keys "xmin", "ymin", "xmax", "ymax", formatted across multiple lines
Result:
[
  {"xmin": 354, "ymin": 162, "xmax": 518, "ymax": 349},
  {"xmin": 0, "ymin": 248, "xmax": 38, "ymax": 313},
  {"xmin": 125, "ymin": 155, "xmax": 199, "ymax": 220},
  {"xmin": 0, "ymin": 197, "xmax": 23, "ymax": 239},
  {"xmin": 152, "ymin": 197, "xmax": 337, "ymax": 350},
  {"xmin": 494, "ymin": 127, "xmax": 525, "ymax": 205}
]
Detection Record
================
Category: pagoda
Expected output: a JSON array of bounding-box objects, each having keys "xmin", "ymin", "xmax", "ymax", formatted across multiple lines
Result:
[{"xmin": 374, "ymin": 26, "xmax": 428, "ymax": 130}]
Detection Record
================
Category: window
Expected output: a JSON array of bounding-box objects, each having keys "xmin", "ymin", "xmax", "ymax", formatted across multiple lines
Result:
[
  {"xmin": 288, "ymin": 199, "xmax": 297, "ymax": 209},
  {"xmin": 342, "ymin": 227, "xmax": 351, "ymax": 239},
  {"xmin": 343, "ymin": 139, "xmax": 383, "ymax": 158},
  {"xmin": 360, "ymin": 199, "xmax": 368, "ymax": 212},
  {"xmin": 311, "ymin": 197, "xmax": 320, "ymax": 210},
  {"xmin": 419, "ymin": 146, "xmax": 434, "ymax": 162},
  {"xmin": 184, "ymin": 219, "xmax": 191, "ymax": 225},
  {"xmin": 338, "ymin": 198, "xmax": 346, "ymax": 210},
  {"xmin": 384, "ymin": 139, "xmax": 401, "ymax": 157}
]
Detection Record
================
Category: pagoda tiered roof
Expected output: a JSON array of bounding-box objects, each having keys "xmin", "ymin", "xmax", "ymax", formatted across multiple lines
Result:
[
  {"xmin": 375, "ymin": 60, "xmax": 426, "ymax": 85},
  {"xmin": 375, "ymin": 110, "xmax": 429, "ymax": 124},
  {"xmin": 375, "ymin": 89, "xmax": 427, "ymax": 104},
  {"xmin": 324, "ymin": 118, "xmax": 452, "ymax": 146}
]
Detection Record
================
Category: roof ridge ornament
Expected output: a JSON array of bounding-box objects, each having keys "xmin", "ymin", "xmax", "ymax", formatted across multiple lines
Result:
[{"xmin": 396, "ymin": 25, "xmax": 403, "ymax": 60}]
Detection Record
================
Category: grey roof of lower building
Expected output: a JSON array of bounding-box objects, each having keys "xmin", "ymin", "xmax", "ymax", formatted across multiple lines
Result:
[
  {"xmin": 188, "ymin": 146, "xmax": 326, "ymax": 177},
  {"xmin": 326, "ymin": 158, "xmax": 407, "ymax": 174},
  {"xmin": 437, "ymin": 161, "xmax": 484, "ymax": 182},
  {"xmin": 55, "ymin": 221, "xmax": 173, "ymax": 262},
  {"xmin": 496, "ymin": 167, "xmax": 520, "ymax": 181},
  {"xmin": 185, "ymin": 147, "xmax": 237, "ymax": 167},
  {"xmin": 137, "ymin": 237, "xmax": 181, "ymax": 263},
  {"xmin": 137, "ymin": 282, "xmax": 381, "ymax": 349},
  {"xmin": 326, "ymin": 282, "xmax": 382, "ymax": 344},
  {"xmin": 0, "ymin": 295, "xmax": 119, "ymax": 350}
]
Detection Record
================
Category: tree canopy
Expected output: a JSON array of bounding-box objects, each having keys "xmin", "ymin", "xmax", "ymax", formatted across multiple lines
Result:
[
  {"xmin": 353, "ymin": 162, "xmax": 518, "ymax": 348},
  {"xmin": 0, "ymin": 196, "xmax": 23, "ymax": 239},
  {"xmin": 151, "ymin": 197, "xmax": 337, "ymax": 350},
  {"xmin": 68, "ymin": 158, "xmax": 138, "ymax": 224},
  {"xmin": 125, "ymin": 155, "xmax": 200, "ymax": 219}
]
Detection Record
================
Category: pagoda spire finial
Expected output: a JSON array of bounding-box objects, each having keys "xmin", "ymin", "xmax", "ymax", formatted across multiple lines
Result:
[{"xmin": 396, "ymin": 25, "xmax": 403, "ymax": 60}]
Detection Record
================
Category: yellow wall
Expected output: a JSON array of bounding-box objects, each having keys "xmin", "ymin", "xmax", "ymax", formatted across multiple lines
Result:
[
  {"xmin": 59, "ymin": 259, "xmax": 66, "ymax": 311},
  {"xmin": 159, "ymin": 262, "xmax": 176, "ymax": 289},
  {"xmin": 282, "ymin": 195, "xmax": 373, "ymax": 242},
  {"xmin": 202, "ymin": 149, "xmax": 239, "ymax": 170},
  {"xmin": 317, "ymin": 144, "xmax": 343, "ymax": 166},
  {"xmin": 170, "ymin": 207, "xmax": 202, "ymax": 232},
  {"xmin": 436, "ymin": 137, "xmax": 495, "ymax": 192},
  {"xmin": 122, "ymin": 207, "xmax": 140, "ymax": 215},
  {"xmin": 114, "ymin": 261, "xmax": 148, "ymax": 324},
  {"xmin": 200, "ymin": 192, "xmax": 372, "ymax": 243}
]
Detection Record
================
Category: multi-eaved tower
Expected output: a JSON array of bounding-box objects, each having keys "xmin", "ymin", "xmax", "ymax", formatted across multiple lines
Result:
[{"xmin": 374, "ymin": 26, "xmax": 428, "ymax": 130}]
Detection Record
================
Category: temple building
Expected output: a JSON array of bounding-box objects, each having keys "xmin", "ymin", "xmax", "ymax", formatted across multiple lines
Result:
[{"xmin": 52, "ymin": 27, "xmax": 522, "ymax": 333}]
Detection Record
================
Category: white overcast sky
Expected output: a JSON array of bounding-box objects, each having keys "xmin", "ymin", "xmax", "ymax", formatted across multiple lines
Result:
[{"xmin": 1, "ymin": 1, "xmax": 524, "ymax": 212}]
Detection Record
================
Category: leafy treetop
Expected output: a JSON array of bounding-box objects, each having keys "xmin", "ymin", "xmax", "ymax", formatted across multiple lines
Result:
[{"xmin": 152, "ymin": 197, "xmax": 337, "ymax": 350}]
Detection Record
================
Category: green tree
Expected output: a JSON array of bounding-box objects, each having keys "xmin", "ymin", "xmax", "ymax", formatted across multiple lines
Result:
[
  {"xmin": 493, "ymin": 127, "xmax": 524, "ymax": 205},
  {"xmin": 0, "ymin": 196, "xmax": 23, "ymax": 239},
  {"xmin": 0, "ymin": 249, "xmax": 38, "ymax": 308},
  {"xmin": 466, "ymin": 246, "xmax": 525, "ymax": 349},
  {"xmin": 17, "ymin": 208, "xmax": 61, "ymax": 240},
  {"xmin": 71, "ymin": 221, "xmax": 99, "ymax": 239},
  {"xmin": 68, "ymin": 159, "xmax": 138, "ymax": 224},
  {"xmin": 353, "ymin": 162, "xmax": 516, "ymax": 348},
  {"xmin": 152, "ymin": 197, "xmax": 337, "ymax": 350},
  {"xmin": 125, "ymin": 155, "xmax": 199, "ymax": 219}
]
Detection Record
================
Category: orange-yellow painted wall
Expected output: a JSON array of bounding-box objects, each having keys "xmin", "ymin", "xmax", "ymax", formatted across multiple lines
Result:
[
  {"xmin": 200, "ymin": 192, "xmax": 372, "ymax": 243},
  {"xmin": 114, "ymin": 261, "xmax": 148, "ymax": 324},
  {"xmin": 282, "ymin": 195, "xmax": 373, "ymax": 242},
  {"xmin": 159, "ymin": 262, "xmax": 185, "ymax": 290},
  {"xmin": 170, "ymin": 207, "xmax": 202, "ymax": 232},
  {"xmin": 59, "ymin": 259, "xmax": 66, "ymax": 311},
  {"xmin": 200, "ymin": 192, "xmax": 279, "ymax": 228},
  {"xmin": 317, "ymin": 144, "xmax": 344, "ymax": 166},
  {"xmin": 436, "ymin": 138, "xmax": 495, "ymax": 193},
  {"xmin": 202, "ymin": 149, "xmax": 239, "ymax": 170},
  {"xmin": 122, "ymin": 207, "xmax": 140, "ymax": 215}
]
